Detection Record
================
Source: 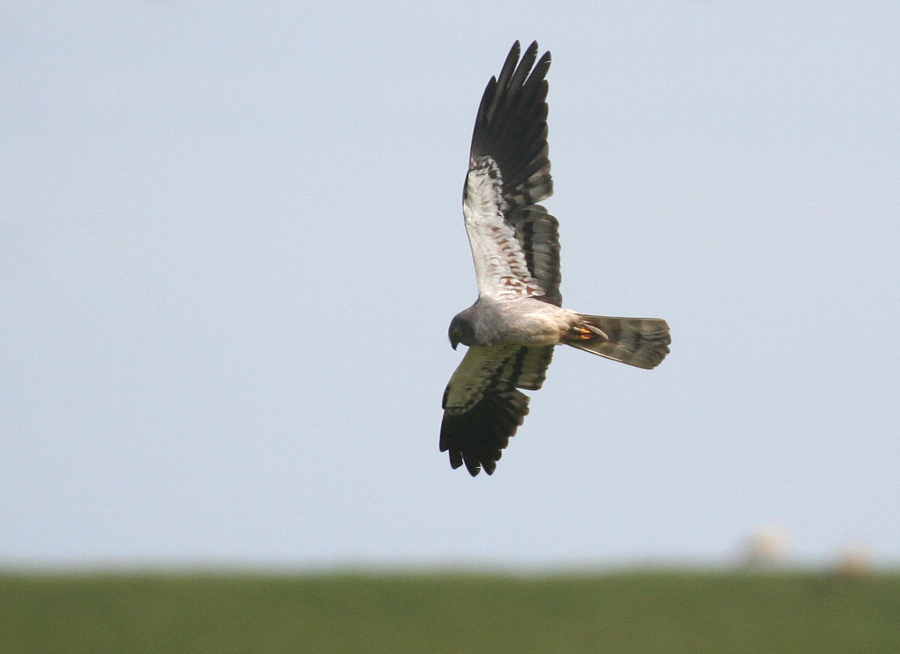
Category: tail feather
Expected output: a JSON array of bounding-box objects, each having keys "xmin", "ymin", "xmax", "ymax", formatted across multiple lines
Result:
[{"xmin": 565, "ymin": 314, "xmax": 670, "ymax": 369}]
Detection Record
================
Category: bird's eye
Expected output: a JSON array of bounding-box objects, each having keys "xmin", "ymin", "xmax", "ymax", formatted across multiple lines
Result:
[{"xmin": 453, "ymin": 329, "xmax": 462, "ymax": 338}]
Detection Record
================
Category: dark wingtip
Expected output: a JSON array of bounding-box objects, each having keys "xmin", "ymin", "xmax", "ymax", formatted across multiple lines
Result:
[
  {"xmin": 523, "ymin": 41, "xmax": 550, "ymax": 72},
  {"xmin": 468, "ymin": 40, "xmax": 553, "ymax": 207},
  {"xmin": 440, "ymin": 382, "xmax": 528, "ymax": 478},
  {"xmin": 464, "ymin": 457, "xmax": 482, "ymax": 476}
]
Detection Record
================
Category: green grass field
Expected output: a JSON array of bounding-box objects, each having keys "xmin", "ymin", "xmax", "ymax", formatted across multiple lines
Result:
[{"xmin": 2, "ymin": 570, "xmax": 898, "ymax": 653}]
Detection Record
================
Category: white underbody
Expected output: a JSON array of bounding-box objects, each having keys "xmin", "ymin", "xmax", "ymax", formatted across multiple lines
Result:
[{"xmin": 463, "ymin": 296, "xmax": 579, "ymax": 347}]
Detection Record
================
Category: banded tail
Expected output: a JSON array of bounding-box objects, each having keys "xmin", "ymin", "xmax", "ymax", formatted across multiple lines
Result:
[{"xmin": 564, "ymin": 314, "xmax": 670, "ymax": 370}]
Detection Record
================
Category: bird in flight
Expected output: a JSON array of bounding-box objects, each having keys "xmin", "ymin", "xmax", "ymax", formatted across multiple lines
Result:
[{"xmin": 440, "ymin": 41, "xmax": 670, "ymax": 476}]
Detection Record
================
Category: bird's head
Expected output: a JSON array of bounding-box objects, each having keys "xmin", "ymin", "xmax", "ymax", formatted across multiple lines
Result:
[{"xmin": 448, "ymin": 312, "xmax": 475, "ymax": 350}]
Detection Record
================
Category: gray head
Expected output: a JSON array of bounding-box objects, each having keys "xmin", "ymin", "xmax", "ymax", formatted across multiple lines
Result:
[{"xmin": 448, "ymin": 310, "xmax": 476, "ymax": 350}]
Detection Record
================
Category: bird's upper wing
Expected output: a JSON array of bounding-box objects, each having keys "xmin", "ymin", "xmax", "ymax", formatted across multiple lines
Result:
[
  {"xmin": 440, "ymin": 344, "xmax": 554, "ymax": 476},
  {"xmin": 463, "ymin": 41, "xmax": 562, "ymax": 306}
]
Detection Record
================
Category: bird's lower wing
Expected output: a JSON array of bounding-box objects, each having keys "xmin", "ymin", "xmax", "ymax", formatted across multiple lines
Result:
[{"xmin": 440, "ymin": 345, "xmax": 554, "ymax": 476}]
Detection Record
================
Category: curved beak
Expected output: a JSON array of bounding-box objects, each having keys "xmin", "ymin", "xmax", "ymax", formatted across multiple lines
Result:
[{"xmin": 450, "ymin": 336, "xmax": 459, "ymax": 351}]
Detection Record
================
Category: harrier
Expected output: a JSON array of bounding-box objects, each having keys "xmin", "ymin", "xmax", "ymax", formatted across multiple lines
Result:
[{"xmin": 440, "ymin": 41, "xmax": 670, "ymax": 476}]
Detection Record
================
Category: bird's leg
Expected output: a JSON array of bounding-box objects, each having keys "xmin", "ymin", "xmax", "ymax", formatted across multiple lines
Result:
[{"xmin": 568, "ymin": 324, "xmax": 608, "ymax": 341}]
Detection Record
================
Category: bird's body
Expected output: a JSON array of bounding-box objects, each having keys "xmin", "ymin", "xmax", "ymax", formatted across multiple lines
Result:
[
  {"xmin": 450, "ymin": 296, "xmax": 578, "ymax": 348},
  {"xmin": 440, "ymin": 41, "xmax": 670, "ymax": 476}
]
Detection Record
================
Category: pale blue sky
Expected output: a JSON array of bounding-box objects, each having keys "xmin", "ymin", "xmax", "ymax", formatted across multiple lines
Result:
[{"xmin": 2, "ymin": 1, "xmax": 899, "ymax": 569}]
